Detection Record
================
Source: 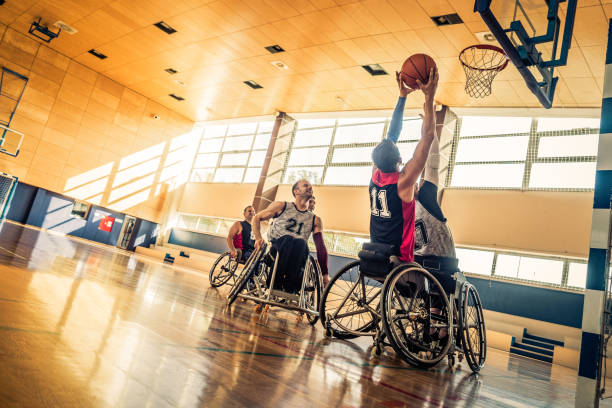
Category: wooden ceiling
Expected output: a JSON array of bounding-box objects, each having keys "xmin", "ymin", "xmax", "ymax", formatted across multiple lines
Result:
[{"xmin": 1, "ymin": 0, "xmax": 610, "ymax": 121}]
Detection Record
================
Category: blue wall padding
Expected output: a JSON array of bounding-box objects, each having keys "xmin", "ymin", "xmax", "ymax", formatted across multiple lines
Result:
[
  {"xmin": 6, "ymin": 182, "xmax": 37, "ymax": 223},
  {"xmin": 168, "ymin": 228, "xmax": 227, "ymax": 253}
]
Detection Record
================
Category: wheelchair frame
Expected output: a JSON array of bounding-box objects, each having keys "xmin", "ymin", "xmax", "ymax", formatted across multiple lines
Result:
[
  {"xmin": 320, "ymin": 260, "xmax": 487, "ymax": 373},
  {"xmin": 227, "ymin": 242, "xmax": 323, "ymax": 324}
]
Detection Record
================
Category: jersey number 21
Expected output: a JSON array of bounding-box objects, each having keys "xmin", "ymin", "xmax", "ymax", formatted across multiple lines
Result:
[{"xmin": 370, "ymin": 189, "xmax": 391, "ymax": 218}]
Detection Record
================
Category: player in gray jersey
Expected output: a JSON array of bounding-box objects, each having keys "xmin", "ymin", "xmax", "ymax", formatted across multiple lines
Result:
[
  {"xmin": 414, "ymin": 118, "xmax": 456, "ymax": 260},
  {"xmin": 252, "ymin": 179, "xmax": 329, "ymax": 284}
]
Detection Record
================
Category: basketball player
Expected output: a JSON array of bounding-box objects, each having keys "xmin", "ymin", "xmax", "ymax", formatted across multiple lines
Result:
[
  {"xmin": 252, "ymin": 179, "xmax": 329, "ymax": 285},
  {"xmin": 307, "ymin": 196, "xmax": 330, "ymax": 286},
  {"xmin": 369, "ymin": 67, "xmax": 438, "ymax": 262},
  {"xmin": 226, "ymin": 206, "xmax": 256, "ymax": 262}
]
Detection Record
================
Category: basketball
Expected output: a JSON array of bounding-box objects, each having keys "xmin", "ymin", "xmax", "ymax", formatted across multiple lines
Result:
[{"xmin": 400, "ymin": 54, "xmax": 437, "ymax": 89}]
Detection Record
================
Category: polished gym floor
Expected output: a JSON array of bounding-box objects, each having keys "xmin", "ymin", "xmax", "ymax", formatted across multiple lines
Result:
[{"xmin": 0, "ymin": 221, "xmax": 608, "ymax": 408}]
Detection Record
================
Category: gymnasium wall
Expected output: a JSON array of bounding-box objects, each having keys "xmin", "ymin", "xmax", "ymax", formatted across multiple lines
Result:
[
  {"xmin": 178, "ymin": 182, "xmax": 593, "ymax": 257},
  {"xmin": 0, "ymin": 24, "xmax": 196, "ymax": 224},
  {"xmin": 6, "ymin": 181, "xmax": 158, "ymax": 250}
]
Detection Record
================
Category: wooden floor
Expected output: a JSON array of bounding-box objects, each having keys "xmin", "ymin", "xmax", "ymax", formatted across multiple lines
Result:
[{"xmin": 0, "ymin": 221, "xmax": 608, "ymax": 408}]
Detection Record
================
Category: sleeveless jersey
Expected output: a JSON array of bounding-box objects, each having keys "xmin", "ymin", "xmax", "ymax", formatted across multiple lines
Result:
[
  {"xmin": 369, "ymin": 169, "xmax": 416, "ymax": 262},
  {"xmin": 268, "ymin": 202, "xmax": 315, "ymax": 242},
  {"xmin": 414, "ymin": 201, "xmax": 455, "ymax": 258},
  {"xmin": 232, "ymin": 221, "xmax": 255, "ymax": 251}
]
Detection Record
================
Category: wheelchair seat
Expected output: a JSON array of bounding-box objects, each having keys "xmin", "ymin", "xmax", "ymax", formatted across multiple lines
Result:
[{"xmin": 357, "ymin": 242, "xmax": 394, "ymax": 279}]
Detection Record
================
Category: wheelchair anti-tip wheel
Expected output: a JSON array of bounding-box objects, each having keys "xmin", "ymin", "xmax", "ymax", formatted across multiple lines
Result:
[
  {"xmin": 460, "ymin": 282, "xmax": 487, "ymax": 373},
  {"xmin": 319, "ymin": 260, "xmax": 379, "ymax": 339},
  {"xmin": 209, "ymin": 251, "xmax": 239, "ymax": 287},
  {"xmin": 381, "ymin": 263, "xmax": 453, "ymax": 368}
]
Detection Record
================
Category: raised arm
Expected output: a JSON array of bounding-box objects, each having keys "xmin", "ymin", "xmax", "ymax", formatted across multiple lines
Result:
[
  {"xmin": 397, "ymin": 67, "xmax": 438, "ymax": 202},
  {"xmin": 226, "ymin": 221, "xmax": 241, "ymax": 258},
  {"xmin": 423, "ymin": 117, "xmax": 440, "ymax": 187},
  {"xmin": 386, "ymin": 71, "xmax": 415, "ymax": 143},
  {"xmin": 252, "ymin": 201, "xmax": 285, "ymax": 249}
]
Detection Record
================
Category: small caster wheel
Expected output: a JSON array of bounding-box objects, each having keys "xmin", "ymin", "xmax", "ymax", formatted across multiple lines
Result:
[
  {"xmin": 448, "ymin": 354, "xmax": 456, "ymax": 371},
  {"xmin": 325, "ymin": 327, "xmax": 332, "ymax": 337},
  {"xmin": 254, "ymin": 304, "xmax": 262, "ymax": 313},
  {"xmin": 372, "ymin": 343, "xmax": 382, "ymax": 356},
  {"xmin": 264, "ymin": 304, "xmax": 270, "ymax": 313},
  {"xmin": 458, "ymin": 353, "xmax": 464, "ymax": 362}
]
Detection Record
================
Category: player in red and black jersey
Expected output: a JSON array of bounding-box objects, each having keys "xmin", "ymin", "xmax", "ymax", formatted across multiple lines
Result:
[
  {"xmin": 226, "ymin": 206, "xmax": 256, "ymax": 262},
  {"xmin": 369, "ymin": 67, "xmax": 439, "ymax": 262}
]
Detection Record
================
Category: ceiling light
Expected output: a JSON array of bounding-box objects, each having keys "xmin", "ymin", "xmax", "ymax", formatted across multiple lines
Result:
[
  {"xmin": 174, "ymin": 79, "xmax": 185, "ymax": 86},
  {"xmin": 270, "ymin": 60, "xmax": 289, "ymax": 70},
  {"xmin": 431, "ymin": 13, "xmax": 463, "ymax": 26},
  {"xmin": 88, "ymin": 49, "xmax": 107, "ymax": 59},
  {"xmin": 362, "ymin": 64, "xmax": 388, "ymax": 76},
  {"xmin": 54, "ymin": 21, "xmax": 77, "ymax": 34},
  {"xmin": 244, "ymin": 80, "xmax": 263, "ymax": 89},
  {"xmin": 265, "ymin": 45, "xmax": 285, "ymax": 54},
  {"xmin": 169, "ymin": 93, "xmax": 184, "ymax": 101},
  {"xmin": 154, "ymin": 21, "xmax": 177, "ymax": 34},
  {"xmin": 165, "ymin": 68, "xmax": 178, "ymax": 74}
]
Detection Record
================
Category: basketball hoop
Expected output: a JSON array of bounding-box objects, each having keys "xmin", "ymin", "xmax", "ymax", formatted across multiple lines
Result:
[{"xmin": 459, "ymin": 44, "xmax": 509, "ymax": 98}]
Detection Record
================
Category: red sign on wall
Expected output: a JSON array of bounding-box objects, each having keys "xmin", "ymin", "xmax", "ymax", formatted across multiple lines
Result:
[{"xmin": 99, "ymin": 216, "xmax": 115, "ymax": 232}]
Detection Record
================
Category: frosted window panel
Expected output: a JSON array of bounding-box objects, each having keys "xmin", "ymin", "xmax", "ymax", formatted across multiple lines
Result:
[
  {"xmin": 518, "ymin": 257, "xmax": 563, "ymax": 285},
  {"xmin": 194, "ymin": 153, "xmax": 219, "ymax": 167},
  {"xmin": 398, "ymin": 142, "xmax": 418, "ymax": 163},
  {"xmin": 537, "ymin": 134, "xmax": 599, "ymax": 157},
  {"xmin": 178, "ymin": 214, "xmax": 198, "ymax": 229},
  {"xmin": 223, "ymin": 135, "xmax": 253, "ymax": 151},
  {"xmin": 297, "ymin": 118, "xmax": 336, "ymax": 129},
  {"xmin": 294, "ymin": 128, "xmax": 334, "ymax": 147},
  {"xmin": 537, "ymin": 117, "xmax": 600, "ymax": 132},
  {"xmin": 288, "ymin": 147, "xmax": 329, "ymax": 166},
  {"xmin": 398, "ymin": 119, "xmax": 423, "ymax": 141},
  {"xmin": 451, "ymin": 164, "xmax": 524, "ymax": 188},
  {"xmin": 253, "ymin": 133, "xmax": 271, "ymax": 150},
  {"xmin": 244, "ymin": 167, "xmax": 262, "ymax": 183},
  {"xmin": 567, "ymin": 263, "xmax": 587, "ymax": 288},
  {"xmin": 456, "ymin": 248, "xmax": 494, "ymax": 275},
  {"xmin": 248, "ymin": 150, "xmax": 266, "ymax": 167},
  {"xmin": 529, "ymin": 162, "xmax": 596, "ymax": 189},
  {"xmin": 199, "ymin": 138, "xmax": 224, "ymax": 153},
  {"xmin": 221, "ymin": 153, "xmax": 248, "ymax": 166},
  {"xmin": 227, "ymin": 122, "xmax": 257, "ymax": 135},
  {"xmin": 460, "ymin": 116, "xmax": 531, "ymax": 136},
  {"xmin": 455, "ymin": 136, "xmax": 529, "ymax": 162},
  {"xmin": 284, "ymin": 167, "xmax": 324, "ymax": 184},
  {"xmin": 324, "ymin": 166, "xmax": 371, "ymax": 185},
  {"xmin": 214, "ymin": 168, "xmax": 244, "ymax": 182},
  {"xmin": 338, "ymin": 117, "xmax": 386, "ymax": 125},
  {"xmin": 334, "ymin": 123, "xmax": 385, "ymax": 145},
  {"xmin": 332, "ymin": 146, "xmax": 373, "ymax": 163},
  {"xmin": 190, "ymin": 168, "xmax": 215, "ymax": 182},
  {"xmin": 203, "ymin": 125, "xmax": 227, "ymax": 139},
  {"xmin": 495, "ymin": 254, "xmax": 520, "ymax": 278},
  {"xmin": 258, "ymin": 121, "xmax": 275, "ymax": 133}
]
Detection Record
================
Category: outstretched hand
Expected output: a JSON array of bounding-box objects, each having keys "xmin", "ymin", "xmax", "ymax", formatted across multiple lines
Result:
[
  {"xmin": 415, "ymin": 67, "xmax": 439, "ymax": 101},
  {"xmin": 396, "ymin": 71, "xmax": 417, "ymax": 98}
]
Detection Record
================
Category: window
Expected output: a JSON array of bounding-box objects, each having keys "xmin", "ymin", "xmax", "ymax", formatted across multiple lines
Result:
[
  {"xmin": 567, "ymin": 262, "xmax": 587, "ymax": 288},
  {"xmin": 324, "ymin": 166, "xmax": 371, "ymax": 185},
  {"xmin": 536, "ymin": 117, "xmax": 600, "ymax": 132},
  {"xmin": 451, "ymin": 164, "xmax": 524, "ymax": 188},
  {"xmin": 213, "ymin": 168, "xmax": 244, "ymax": 183},
  {"xmin": 288, "ymin": 147, "xmax": 329, "ymax": 166},
  {"xmin": 332, "ymin": 147, "xmax": 373, "ymax": 163},
  {"xmin": 529, "ymin": 162, "xmax": 596, "ymax": 189},
  {"xmin": 284, "ymin": 167, "xmax": 324, "ymax": 184},
  {"xmin": 293, "ymin": 128, "xmax": 333, "ymax": 147},
  {"xmin": 455, "ymin": 248, "xmax": 494, "ymax": 276},
  {"xmin": 334, "ymin": 123, "xmax": 384, "ymax": 145},
  {"xmin": 495, "ymin": 254, "xmax": 563, "ymax": 285},
  {"xmin": 460, "ymin": 116, "xmax": 531, "ymax": 136},
  {"xmin": 537, "ymin": 134, "xmax": 599, "ymax": 158},
  {"xmin": 455, "ymin": 136, "xmax": 529, "ymax": 162}
]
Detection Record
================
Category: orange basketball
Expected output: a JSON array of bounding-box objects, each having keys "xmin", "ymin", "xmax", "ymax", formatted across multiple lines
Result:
[{"xmin": 400, "ymin": 54, "xmax": 436, "ymax": 89}]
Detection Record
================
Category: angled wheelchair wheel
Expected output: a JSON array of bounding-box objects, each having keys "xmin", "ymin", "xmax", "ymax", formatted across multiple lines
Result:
[
  {"xmin": 209, "ymin": 252, "xmax": 238, "ymax": 287},
  {"xmin": 319, "ymin": 260, "xmax": 379, "ymax": 339},
  {"xmin": 227, "ymin": 246, "xmax": 265, "ymax": 306},
  {"xmin": 305, "ymin": 256, "xmax": 322, "ymax": 326},
  {"xmin": 460, "ymin": 283, "xmax": 487, "ymax": 373},
  {"xmin": 381, "ymin": 263, "xmax": 452, "ymax": 368}
]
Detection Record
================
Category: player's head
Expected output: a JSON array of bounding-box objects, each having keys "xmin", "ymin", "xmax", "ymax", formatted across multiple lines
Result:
[
  {"xmin": 292, "ymin": 179, "xmax": 313, "ymax": 200},
  {"xmin": 243, "ymin": 205, "xmax": 255, "ymax": 221},
  {"xmin": 308, "ymin": 196, "xmax": 316, "ymax": 211},
  {"xmin": 372, "ymin": 139, "xmax": 401, "ymax": 173}
]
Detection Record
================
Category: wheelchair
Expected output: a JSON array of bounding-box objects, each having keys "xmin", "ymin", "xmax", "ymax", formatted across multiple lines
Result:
[
  {"xmin": 319, "ymin": 244, "xmax": 487, "ymax": 373},
  {"xmin": 227, "ymin": 242, "xmax": 323, "ymax": 325},
  {"xmin": 209, "ymin": 250, "xmax": 251, "ymax": 288}
]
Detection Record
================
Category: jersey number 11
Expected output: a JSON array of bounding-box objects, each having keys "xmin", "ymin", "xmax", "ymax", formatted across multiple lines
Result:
[{"xmin": 370, "ymin": 189, "xmax": 391, "ymax": 218}]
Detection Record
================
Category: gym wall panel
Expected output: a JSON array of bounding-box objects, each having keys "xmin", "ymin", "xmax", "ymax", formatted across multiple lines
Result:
[
  {"xmin": 179, "ymin": 183, "xmax": 258, "ymax": 219},
  {"xmin": 0, "ymin": 24, "xmax": 196, "ymax": 224},
  {"xmin": 441, "ymin": 189, "xmax": 593, "ymax": 257}
]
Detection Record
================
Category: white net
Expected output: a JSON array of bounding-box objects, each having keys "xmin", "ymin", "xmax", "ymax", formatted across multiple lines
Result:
[{"xmin": 459, "ymin": 45, "xmax": 509, "ymax": 98}]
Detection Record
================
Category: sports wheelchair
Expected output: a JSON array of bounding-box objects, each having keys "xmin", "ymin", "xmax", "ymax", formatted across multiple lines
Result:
[
  {"xmin": 319, "ymin": 243, "xmax": 487, "ymax": 373},
  {"xmin": 227, "ymin": 241, "xmax": 323, "ymax": 324},
  {"xmin": 209, "ymin": 250, "xmax": 252, "ymax": 288}
]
